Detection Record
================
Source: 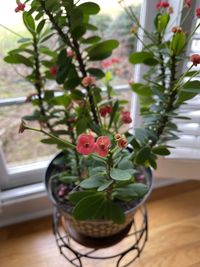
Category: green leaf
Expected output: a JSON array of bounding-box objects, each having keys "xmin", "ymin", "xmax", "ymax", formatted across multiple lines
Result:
[
  {"xmin": 23, "ymin": 12, "xmax": 35, "ymax": 34},
  {"xmin": 72, "ymin": 193, "xmax": 105, "ymax": 220},
  {"xmin": 78, "ymin": 2, "xmax": 100, "ymax": 15},
  {"xmin": 153, "ymin": 146, "xmax": 170, "ymax": 156},
  {"xmin": 131, "ymin": 83, "xmax": 152, "ymax": 96},
  {"xmin": 69, "ymin": 191, "xmax": 96, "ymax": 205},
  {"xmin": 170, "ymin": 32, "xmax": 186, "ymax": 55},
  {"xmin": 108, "ymin": 100, "xmax": 119, "ymax": 128},
  {"xmin": 129, "ymin": 52, "xmax": 159, "ymax": 66},
  {"xmin": 81, "ymin": 36, "xmax": 101, "ymax": 44},
  {"xmin": 110, "ymin": 168, "xmax": 132, "ymax": 181},
  {"xmin": 113, "ymin": 183, "xmax": 148, "ymax": 201},
  {"xmin": 104, "ymin": 200, "xmax": 125, "ymax": 224},
  {"xmin": 135, "ymin": 147, "xmax": 151, "ymax": 165},
  {"xmin": 87, "ymin": 68, "xmax": 105, "ymax": 79},
  {"xmin": 59, "ymin": 175, "xmax": 78, "ymax": 184},
  {"xmin": 118, "ymin": 158, "xmax": 134, "ymax": 170},
  {"xmin": 87, "ymin": 40, "xmax": 119, "ymax": 61},
  {"xmin": 37, "ymin": 19, "xmax": 46, "ymax": 34},
  {"xmin": 181, "ymin": 80, "xmax": 200, "ymax": 93},
  {"xmin": 79, "ymin": 174, "xmax": 107, "ymax": 189},
  {"xmin": 4, "ymin": 54, "xmax": 33, "ymax": 67},
  {"xmin": 97, "ymin": 180, "xmax": 113, "ymax": 192}
]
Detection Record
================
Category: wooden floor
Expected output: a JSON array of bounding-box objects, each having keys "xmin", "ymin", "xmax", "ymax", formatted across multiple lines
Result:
[{"xmin": 0, "ymin": 181, "xmax": 200, "ymax": 267}]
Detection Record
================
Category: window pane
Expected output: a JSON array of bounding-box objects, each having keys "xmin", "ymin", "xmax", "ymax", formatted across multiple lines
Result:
[{"xmin": 0, "ymin": 104, "xmax": 57, "ymax": 167}]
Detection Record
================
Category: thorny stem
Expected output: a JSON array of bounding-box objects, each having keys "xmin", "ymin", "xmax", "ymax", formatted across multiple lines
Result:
[
  {"xmin": 33, "ymin": 36, "xmax": 53, "ymax": 132},
  {"xmin": 39, "ymin": 0, "xmax": 99, "ymax": 126},
  {"xmin": 158, "ymin": 33, "xmax": 166, "ymax": 88}
]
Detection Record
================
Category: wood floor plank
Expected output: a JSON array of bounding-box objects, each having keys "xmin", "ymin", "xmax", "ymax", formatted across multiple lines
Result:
[{"xmin": 0, "ymin": 181, "xmax": 200, "ymax": 267}]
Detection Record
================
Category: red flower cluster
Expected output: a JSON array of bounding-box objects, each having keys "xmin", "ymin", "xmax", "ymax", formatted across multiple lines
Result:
[
  {"xmin": 76, "ymin": 134, "xmax": 110, "ymax": 157},
  {"xmin": 196, "ymin": 7, "xmax": 200, "ymax": 17},
  {"xmin": 99, "ymin": 106, "xmax": 112, "ymax": 117},
  {"xmin": 50, "ymin": 66, "xmax": 58, "ymax": 76},
  {"xmin": 101, "ymin": 57, "xmax": 120, "ymax": 69},
  {"xmin": 114, "ymin": 133, "xmax": 128, "ymax": 148},
  {"xmin": 156, "ymin": 1, "xmax": 170, "ymax": 10},
  {"xmin": 121, "ymin": 111, "xmax": 132, "ymax": 124},
  {"xmin": 15, "ymin": 2, "xmax": 25, "ymax": 12},
  {"xmin": 184, "ymin": 0, "xmax": 192, "ymax": 7},
  {"xmin": 190, "ymin": 54, "xmax": 200, "ymax": 66},
  {"xmin": 82, "ymin": 76, "xmax": 96, "ymax": 87}
]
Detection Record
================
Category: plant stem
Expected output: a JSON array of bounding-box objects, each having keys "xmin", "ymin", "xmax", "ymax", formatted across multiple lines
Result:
[
  {"xmin": 158, "ymin": 33, "xmax": 166, "ymax": 88},
  {"xmin": 33, "ymin": 36, "xmax": 53, "ymax": 132},
  {"xmin": 39, "ymin": 0, "xmax": 99, "ymax": 126}
]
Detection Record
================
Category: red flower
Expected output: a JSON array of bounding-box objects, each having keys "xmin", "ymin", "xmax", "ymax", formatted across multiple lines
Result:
[
  {"xmin": 184, "ymin": 0, "xmax": 192, "ymax": 7},
  {"xmin": 82, "ymin": 76, "xmax": 96, "ymax": 87},
  {"xmin": 190, "ymin": 54, "xmax": 200, "ymax": 66},
  {"xmin": 99, "ymin": 106, "xmax": 112, "ymax": 117},
  {"xmin": 50, "ymin": 66, "xmax": 58, "ymax": 76},
  {"xmin": 156, "ymin": 2, "xmax": 170, "ymax": 9},
  {"xmin": 76, "ymin": 134, "xmax": 96, "ymax": 155},
  {"xmin": 15, "ymin": 2, "xmax": 25, "ymax": 12},
  {"xmin": 117, "ymin": 138, "xmax": 128, "ymax": 149},
  {"xmin": 95, "ymin": 136, "xmax": 110, "ymax": 157},
  {"xmin": 171, "ymin": 27, "xmax": 183, "ymax": 33},
  {"xmin": 121, "ymin": 111, "xmax": 132, "ymax": 124},
  {"xmin": 196, "ymin": 7, "xmax": 200, "ymax": 17},
  {"xmin": 67, "ymin": 50, "xmax": 74, "ymax": 57}
]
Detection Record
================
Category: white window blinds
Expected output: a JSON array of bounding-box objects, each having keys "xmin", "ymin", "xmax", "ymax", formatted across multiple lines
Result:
[{"xmin": 168, "ymin": 19, "xmax": 200, "ymax": 159}]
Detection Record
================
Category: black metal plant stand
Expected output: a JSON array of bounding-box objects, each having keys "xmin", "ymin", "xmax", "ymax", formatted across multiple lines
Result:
[{"xmin": 52, "ymin": 205, "xmax": 148, "ymax": 267}]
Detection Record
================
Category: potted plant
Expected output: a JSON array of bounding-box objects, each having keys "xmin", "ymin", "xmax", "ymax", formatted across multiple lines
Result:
[{"xmin": 5, "ymin": 0, "xmax": 200, "ymax": 242}]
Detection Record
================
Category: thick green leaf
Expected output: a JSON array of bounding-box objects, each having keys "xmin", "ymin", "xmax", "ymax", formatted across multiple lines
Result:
[
  {"xmin": 78, "ymin": 2, "xmax": 100, "ymax": 15},
  {"xmin": 59, "ymin": 175, "xmax": 78, "ymax": 184},
  {"xmin": 81, "ymin": 36, "xmax": 101, "ymax": 44},
  {"xmin": 87, "ymin": 40, "xmax": 119, "ymax": 61},
  {"xmin": 108, "ymin": 100, "xmax": 119, "ymax": 128},
  {"xmin": 135, "ymin": 147, "xmax": 151, "ymax": 165},
  {"xmin": 129, "ymin": 52, "xmax": 159, "ymax": 66},
  {"xmin": 153, "ymin": 146, "xmax": 170, "ymax": 156},
  {"xmin": 87, "ymin": 68, "xmax": 105, "ymax": 78},
  {"xmin": 113, "ymin": 183, "xmax": 148, "ymax": 201},
  {"xmin": 97, "ymin": 180, "xmax": 113, "ymax": 192},
  {"xmin": 4, "ymin": 54, "xmax": 32, "ymax": 67},
  {"xmin": 104, "ymin": 200, "xmax": 125, "ymax": 224},
  {"xmin": 69, "ymin": 191, "xmax": 96, "ymax": 205},
  {"xmin": 157, "ymin": 13, "xmax": 170, "ymax": 32},
  {"xmin": 23, "ymin": 12, "xmax": 35, "ymax": 34},
  {"xmin": 72, "ymin": 193, "xmax": 105, "ymax": 220},
  {"xmin": 181, "ymin": 80, "xmax": 200, "ymax": 93},
  {"xmin": 37, "ymin": 19, "xmax": 46, "ymax": 34},
  {"xmin": 131, "ymin": 83, "xmax": 152, "ymax": 96},
  {"xmin": 79, "ymin": 174, "xmax": 107, "ymax": 189},
  {"xmin": 110, "ymin": 168, "xmax": 132, "ymax": 181}
]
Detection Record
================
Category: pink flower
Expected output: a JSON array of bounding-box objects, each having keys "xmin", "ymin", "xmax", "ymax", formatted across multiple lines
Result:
[
  {"xmin": 82, "ymin": 76, "xmax": 96, "ymax": 87},
  {"xmin": 95, "ymin": 136, "xmax": 110, "ymax": 157},
  {"xmin": 50, "ymin": 66, "xmax": 58, "ymax": 76},
  {"xmin": 115, "ymin": 133, "xmax": 122, "ymax": 141},
  {"xmin": 156, "ymin": 2, "xmax": 170, "ymax": 10},
  {"xmin": 111, "ymin": 57, "xmax": 120, "ymax": 64},
  {"xmin": 99, "ymin": 106, "xmax": 112, "ymax": 117},
  {"xmin": 67, "ymin": 50, "xmax": 74, "ymax": 57},
  {"xmin": 121, "ymin": 111, "xmax": 132, "ymax": 124},
  {"xmin": 58, "ymin": 185, "xmax": 67, "ymax": 197},
  {"xmin": 101, "ymin": 59, "xmax": 112, "ymax": 69},
  {"xmin": 196, "ymin": 7, "xmax": 200, "ymax": 17},
  {"xmin": 184, "ymin": 0, "xmax": 192, "ymax": 7},
  {"xmin": 101, "ymin": 57, "xmax": 120, "ymax": 69},
  {"xmin": 76, "ymin": 134, "xmax": 96, "ymax": 155},
  {"xmin": 15, "ymin": 2, "xmax": 25, "ymax": 12},
  {"xmin": 117, "ymin": 138, "xmax": 128, "ymax": 149},
  {"xmin": 190, "ymin": 54, "xmax": 200, "ymax": 66}
]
